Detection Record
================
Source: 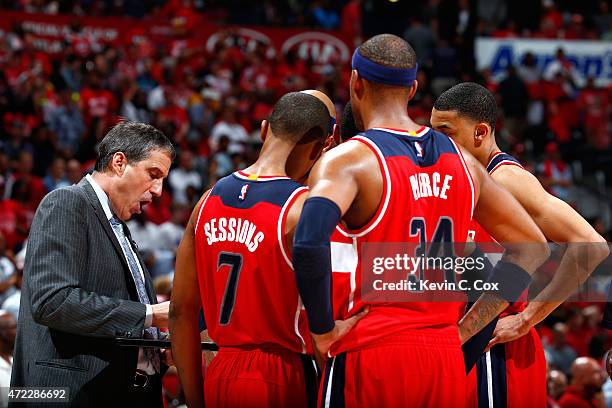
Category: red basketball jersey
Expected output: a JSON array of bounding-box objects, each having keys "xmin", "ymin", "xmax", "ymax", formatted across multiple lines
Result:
[
  {"xmin": 194, "ymin": 171, "xmax": 310, "ymax": 353},
  {"xmin": 467, "ymin": 151, "xmax": 527, "ymax": 314},
  {"xmin": 330, "ymin": 127, "xmax": 475, "ymax": 355}
]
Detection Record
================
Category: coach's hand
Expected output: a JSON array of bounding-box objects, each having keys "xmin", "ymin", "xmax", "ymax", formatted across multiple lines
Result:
[
  {"xmin": 486, "ymin": 313, "xmax": 530, "ymax": 351},
  {"xmin": 312, "ymin": 308, "xmax": 369, "ymax": 359},
  {"xmin": 152, "ymin": 301, "xmax": 170, "ymax": 328}
]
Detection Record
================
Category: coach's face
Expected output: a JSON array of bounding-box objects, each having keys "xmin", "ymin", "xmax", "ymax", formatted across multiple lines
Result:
[
  {"xmin": 109, "ymin": 148, "xmax": 171, "ymax": 221},
  {"xmin": 430, "ymin": 109, "xmax": 482, "ymax": 157}
]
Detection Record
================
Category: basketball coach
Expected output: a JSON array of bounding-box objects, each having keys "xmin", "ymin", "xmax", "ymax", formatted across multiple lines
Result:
[{"xmin": 10, "ymin": 122, "xmax": 174, "ymax": 407}]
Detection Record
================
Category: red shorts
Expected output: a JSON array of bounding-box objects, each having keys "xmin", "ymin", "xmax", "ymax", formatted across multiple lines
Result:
[
  {"xmin": 205, "ymin": 347, "xmax": 317, "ymax": 408},
  {"xmin": 319, "ymin": 331, "xmax": 467, "ymax": 408},
  {"xmin": 466, "ymin": 327, "xmax": 547, "ymax": 408}
]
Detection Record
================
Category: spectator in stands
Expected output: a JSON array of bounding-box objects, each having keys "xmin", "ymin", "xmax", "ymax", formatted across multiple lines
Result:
[
  {"xmin": 0, "ymin": 233, "xmax": 15, "ymax": 308},
  {"xmin": 0, "ymin": 311, "xmax": 16, "ymax": 406},
  {"xmin": 477, "ymin": 0, "xmax": 507, "ymax": 33},
  {"xmin": 310, "ymin": 0, "xmax": 339, "ymax": 29},
  {"xmin": 126, "ymin": 212, "xmax": 161, "ymax": 256},
  {"xmin": 565, "ymin": 308, "xmax": 591, "ymax": 357},
  {"xmin": 548, "ymin": 369, "xmax": 568, "ymax": 403},
  {"xmin": 518, "ymin": 52, "xmax": 541, "ymax": 86},
  {"xmin": 209, "ymin": 104, "xmax": 249, "ymax": 153},
  {"xmin": 121, "ymin": 86, "xmax": 152, "ymax": 124},
  {"xmin": 538, "ymin": 142, "xmax": 573, "ymax": 201},
  {"xmin": 168, "ymin": 150, "xmax": 202, "ymax": 205},
  {"xmin": 43, "ymin": 157, "xmax": 69, "ymax": 192},
  {"xmin": 544, "ymin": 48, "xmax": 582, "ymax": 97},
  {"xmin": 65, "ymin": 158, "xmax": 83, "ymax": 185},
  {"xmin": 45, "ymin": 87, "xmax": 85, "ymax": 156},
  {"xmin": 593, "ymin": 1, "xmax": 612, "ymax": 39},
  {"xmin": 558, "ymin": 357, "xmax": 606, "ymax": 408},
  {"xmin": 2, "ymin": 113, "xmax": 33, "ymax": 162},
  {"xmin": 144, "ymin": 191, "xmax": 173, "ymax": 225},
  {"xmin": 58, "ymin": 54, "xmax": 82, "ymax": 92},
  {"xmin": 403, "ymin": 16, "xmax": 437, "ymax": 68},
  {"xmin": 0, "ymin": 178, "xmax": 27, "ymax": 252},
  {"xmin": 576, "ymin": 77, "xmax": 609, "ymax": 150},
  {"xmin": 8, "ymin": 151, "xmax": 46, "ymax": 208},
  {"xmin": 211, "ymin": 135, "xmax": 234, "ymax": 179},
  {"xmin": 340, "ymin": 0, "xmax": 362, "ymax": 46},
  {"xmin": 1, "ymin": 266, "xmax": 21, "ymax": 321},
  {"xmin": 157, "ymin": 203, "xmax": 187, "ymax": 252},
  {"xmin": 79, "ymin": 71, "xmax": 118, "ymax": 149},
  {"xmin": 545, "ymin": 323, "xmax": 578, "ymax": 375},
  {"xmin": 498, "ymin": 65, "xmax": 529, "ymax": 139}
]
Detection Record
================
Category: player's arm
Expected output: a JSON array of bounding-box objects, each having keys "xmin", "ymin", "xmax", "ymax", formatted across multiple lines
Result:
[
  {"xmin": 292, "ymin": 142, "xmax": 369, "ymax": 356},
  {"xmin": 488, "ymin": 167, "xmax": 609, "ymax": 346},
  {"xmin": 284, "ymin": 191, "xmax": 308, "ymax": 253},
  {"xmin": 458, "ymin": 151, "xmax": 550, "ymax": 344},
  {"xmin": 169, "ymin": 192, "xmax": 209, "ymax": 408}
]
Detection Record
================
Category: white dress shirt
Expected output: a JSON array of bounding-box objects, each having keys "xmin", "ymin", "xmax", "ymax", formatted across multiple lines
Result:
[{"xmin": 85, "ymin": 174, "xmax": 156, "ymax": 374}]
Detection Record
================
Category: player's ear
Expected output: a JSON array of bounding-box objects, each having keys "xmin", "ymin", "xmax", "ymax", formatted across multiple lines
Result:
[
  {"xmin": 260, "ymin": 119, "xmax": 269, "ymax": 142},
  {"xmin": 323, "ymin": 134, "xmax": 335, "ymax": 153},
  {"xmin": 407, "ymin": 80, "xmax": 419, "ymax": 102},
  {"xmin": 351, "ymin": 70, "xmax": 364, "ymax": 99},
  {"xmin": 474, "ymin": 123, "xmax": 489, "ymax": 147},
  {"xmin": 331, "ymin": 123, "xmax": 339, "ymax": 147}
]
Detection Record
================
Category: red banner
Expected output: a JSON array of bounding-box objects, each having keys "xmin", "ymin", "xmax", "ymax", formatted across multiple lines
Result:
[{"xmin": 0, "ymin": 11, "xmax": 352, "ymax": 65}]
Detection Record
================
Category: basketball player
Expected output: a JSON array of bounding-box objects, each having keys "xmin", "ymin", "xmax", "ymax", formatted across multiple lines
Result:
[
  {"xmin": 339, "ymin": 102, "xmax": 361, "ymax": 142},
  {"xmin": 430, "ymin": 82, "xmax": 609, "ymax": 407},
  {"xmin": 292, "ymin": 34, "xmax": 550, "ymax": 407},
  {"xmin": 169, "ymin": 91, "xmax": 344, "ymax": 408}
]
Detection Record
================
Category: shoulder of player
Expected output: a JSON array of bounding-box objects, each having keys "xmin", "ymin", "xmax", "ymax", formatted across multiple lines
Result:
[
  {"xmin": 490, "ymin": 164, "xmax": 538, "ymax": 190},
  {"xmin": 188, "ymin": 189, "xmax": 211, "ymax": 233},
  {"xmin": 314, "ymin": 138, "xmax": 377, "ymax": 176},
  {"xmin": 453, "ymin": 145, "xmax": 486, "ymax": 185}
]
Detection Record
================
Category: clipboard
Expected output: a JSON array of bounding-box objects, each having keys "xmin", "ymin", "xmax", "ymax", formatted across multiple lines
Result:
[{"xmin": 115, "ymin": 338, "xmax": 219, "ymax": 351}]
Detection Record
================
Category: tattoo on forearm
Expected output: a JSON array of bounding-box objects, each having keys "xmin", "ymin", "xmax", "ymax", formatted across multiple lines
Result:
[{"xmin": 461, "ymin": 293, "xmax": 508, "ymax": 338}]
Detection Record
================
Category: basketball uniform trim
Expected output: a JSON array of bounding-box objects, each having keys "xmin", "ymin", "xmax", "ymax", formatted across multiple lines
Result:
[
  {"xmin": 194, "ymin": 189, "xmax": 212, "ymax": 233},
  {"xmin": 372, "ymin": 126, "xmax": 429, "ymax": 137},
  {"xmin": 335, "ymin": 136, "xmax": 391, "ymax": 238},
  {"xmin": 234, "ymin": 171, "xmax": 292, "ymax": 182},
  {"xmin": 477, "ymin": 345, "xmax": 508, "ymax": 408},
  {"xmin": 447, "ymin": 137, "xmax": 476, "ymax": 219},
  {"xmin": 277, "ymin": 186, "xmax": 309, "ymax": 269},
  {"xmin": 488, "ymin": 161, "xmax": 524, "ymax": 174},
  {"xmin": 275, "ymin": 185, "xmax": 309, "ymax": 354},
  {"xmin": 321, "ymin": 353, "xmax": 347, "ymax": 408}
]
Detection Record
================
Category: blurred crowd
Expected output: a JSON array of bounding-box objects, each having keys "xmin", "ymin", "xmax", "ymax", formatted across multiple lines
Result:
[{"xmin": 0, "ymin": 0, "xmax": 610, "ymax": 406}]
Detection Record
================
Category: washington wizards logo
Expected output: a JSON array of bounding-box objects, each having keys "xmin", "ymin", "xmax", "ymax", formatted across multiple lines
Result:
[{"xmin": 239, "ymin": 184, "xmax": 250, "ymax": 201}]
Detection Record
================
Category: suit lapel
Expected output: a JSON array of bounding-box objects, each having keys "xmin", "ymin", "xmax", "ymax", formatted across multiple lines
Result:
[{"xmin": 77, "ymin": 178, "xmax": 140, "ymax": 301}]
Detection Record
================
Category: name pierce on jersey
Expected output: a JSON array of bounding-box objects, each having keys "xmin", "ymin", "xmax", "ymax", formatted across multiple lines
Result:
[
  {"xmin": 204, "ymin": 217, "xmax": 265, "ymax": 252},
  {"xmin": 409, "ymin": 172, "xmax": 452, "ymax": 201}
]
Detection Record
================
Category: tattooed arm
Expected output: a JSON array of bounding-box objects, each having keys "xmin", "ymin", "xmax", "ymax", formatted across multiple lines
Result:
[{"xmin": 457, "ymin": 148, "xmax": 549, "ymax": 344}]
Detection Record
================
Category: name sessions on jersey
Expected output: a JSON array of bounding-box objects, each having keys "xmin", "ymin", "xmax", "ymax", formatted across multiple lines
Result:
[
  {"xmin": 203, "ymin": 217, "xmax": 265, "ymax": 252},
  {"xmin": 409, "ymin": 172, "xmax": 453, "ymax": 201}
]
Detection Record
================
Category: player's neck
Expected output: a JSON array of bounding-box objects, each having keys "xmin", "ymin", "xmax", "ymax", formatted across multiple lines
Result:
[
  {"xmin": 362, "ymin": 101, "xmax": 421, "ymax": 133},
  {"xmin": 481, "ymin": 143, "xmax": 502, "ymax": 166},
  {"xmin": 243, "ymin": 139, "xmax": 292, "ymax": 177}
]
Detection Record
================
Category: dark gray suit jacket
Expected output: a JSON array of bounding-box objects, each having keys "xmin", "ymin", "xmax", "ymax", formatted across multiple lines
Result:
[{"xmin": 10, "ymin": 178, "xmax": 160, "ymax": 407}]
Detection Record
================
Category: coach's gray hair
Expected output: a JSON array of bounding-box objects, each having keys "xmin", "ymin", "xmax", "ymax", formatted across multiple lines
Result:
[{"xmin": 94, "ymin": 122, "xmax": 175, "ymax": 172}]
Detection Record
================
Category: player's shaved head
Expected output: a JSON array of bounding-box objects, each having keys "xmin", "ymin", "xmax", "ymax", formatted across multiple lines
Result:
[
  {"xmin": 300, "ymin": 89, "xmax": 336, "ymax": 119},
  {"xmin": 358, "ymin": 34, "xmax": 417, "ymax": 70},
  {"xmin": 434, "ymin": 82, "xmax": 498, "ymax": 131},
  {"xmin": 269, "ymin": 92, "xmax": 329, "ymax": 145}
]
